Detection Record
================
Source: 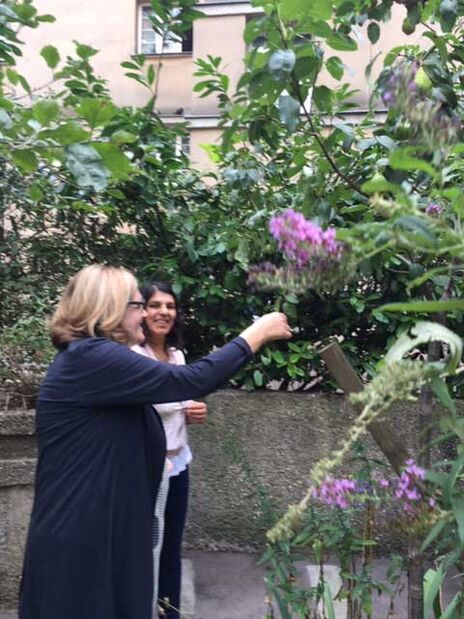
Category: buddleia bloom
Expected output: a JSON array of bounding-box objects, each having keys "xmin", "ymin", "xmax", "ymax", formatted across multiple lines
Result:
[
  {"xmin": 248, "ymin": 209, "xmax": 355, "ymax": 295},
  {"xmin": 379, "ymin": 59, "xmax": 461, "ymax": 149}
]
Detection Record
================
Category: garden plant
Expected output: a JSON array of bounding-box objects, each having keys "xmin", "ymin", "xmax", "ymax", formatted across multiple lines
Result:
[
  {"xmin": 1, "ymin": 0, "xmax": 464, "ymax": 617},
  {"xmin": 194, "ymin": 0, "xmax": 464, "ymax": 616}
]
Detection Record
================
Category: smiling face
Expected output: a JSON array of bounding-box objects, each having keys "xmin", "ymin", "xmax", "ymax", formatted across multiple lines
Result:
[
  {"xmin": 144, "ymin": 290, "xmax": 177, "ymax": 344},
  {"xmin": 120, "ymin": 291, "xmax": 147, "ymax": 345}
]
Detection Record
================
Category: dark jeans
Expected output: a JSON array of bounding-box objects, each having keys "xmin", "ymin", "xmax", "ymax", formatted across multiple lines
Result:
[{"xmin": 158, "ymin": 467, "xmax": 189, "ymax": 619}]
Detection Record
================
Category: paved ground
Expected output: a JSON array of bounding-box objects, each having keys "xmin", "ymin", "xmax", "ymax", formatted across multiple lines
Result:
[
  {"xmin": 187, "ymin": 550, "xmax": 463, "ymax": 619},
  {"xmin": 2, "ymin": 551, "xmax": 462, "ymax": 619}
]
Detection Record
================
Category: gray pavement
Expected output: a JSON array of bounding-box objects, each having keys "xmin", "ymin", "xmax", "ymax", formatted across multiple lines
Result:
[
  {"xmin": 2, "ymin": 552, "xmax": 462, "ymax": 619},
  {"xmin": 186, "ymin": 550, "xmax": 463, "ymax": 619}
]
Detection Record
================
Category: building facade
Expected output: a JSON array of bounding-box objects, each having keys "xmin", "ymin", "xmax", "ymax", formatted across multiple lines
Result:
[{"xmin": 19, "ymin": 1, "xmax": 425, "ymax": 168}]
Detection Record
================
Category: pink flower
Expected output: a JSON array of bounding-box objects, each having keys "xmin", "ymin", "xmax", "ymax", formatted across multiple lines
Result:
[
  {"xmin": 425, "ymin": 202, "xmax": 443, "ymax": 217},
  {"xmin": 269, "ymin": 209, "xmax": 342, "ymax": 268}
]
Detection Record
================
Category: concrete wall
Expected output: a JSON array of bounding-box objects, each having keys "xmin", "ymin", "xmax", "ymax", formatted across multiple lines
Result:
[
  {"xmin": 0, "ymin": 390, "xmax": 449, "ymax": 610},
  {"xmin": 0, "ymin": 413, "xmax": 35, "ymax": 611},
  {"xmin": 185, "ymin": 390, "xmax": 440, "ymax": 550}
]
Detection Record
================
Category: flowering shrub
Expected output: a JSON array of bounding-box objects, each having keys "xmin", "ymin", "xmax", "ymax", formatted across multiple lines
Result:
[
  {"xmin": 269, "ymin": 209, "xmax": 341, "ymax": 267},
  {"xmin": 313, "ymin": 459, "xmax": 435, "ymax": 518},
  {"xmin": 248, "ymin": 209, "xmax": 355, "ymax": 294},
  {"xmin": 378, "ymin": 59, "xmax": 461, "ymax": 149}
]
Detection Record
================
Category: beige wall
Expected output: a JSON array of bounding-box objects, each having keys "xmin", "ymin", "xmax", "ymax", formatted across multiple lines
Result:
[
  {"xmin": 17, "ymin": 0, "xmax": 150, "ymax": 107},
  {"xmin": 189, "ymin": 127, "xmax": 222, "ymax": 170},
  {"xmin": 318, "ymin": 5, "xmax": 428, "ymax": 108},
  {"xmin": 16, "ymin": 2, "xmax": 429, "ymax": 165},
  {"xmin": 150, "ymin": 56, "xmax": 194, "ymax": 113},
  {"xmin": 192, "ymin": 14, "xmax": 246, "ymax": 113}
]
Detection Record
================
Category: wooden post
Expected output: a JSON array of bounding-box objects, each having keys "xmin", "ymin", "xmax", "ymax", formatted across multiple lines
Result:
[{"xmin": 319, "ymin": 341, "xmax": 410, "ymax": 475}]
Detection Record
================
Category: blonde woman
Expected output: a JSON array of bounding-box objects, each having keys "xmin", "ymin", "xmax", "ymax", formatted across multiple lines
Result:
[{"xmin": 19, "ymin": 264, "xmax": 291, "ymax": 619}]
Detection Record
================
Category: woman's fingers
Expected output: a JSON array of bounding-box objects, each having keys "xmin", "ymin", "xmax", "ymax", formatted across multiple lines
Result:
[
  {"xmin": 185, "ymin": 401, "xmax": 207, "ymax": 424},
  {"xmin": 239, "ymin": 312, "xmax": 292, "ymax": 352}
]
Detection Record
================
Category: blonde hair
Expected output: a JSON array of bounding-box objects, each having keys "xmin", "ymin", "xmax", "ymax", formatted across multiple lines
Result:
[{"xmin": 50, "ymin": 265, "xmax": 139, "ymax": 348}]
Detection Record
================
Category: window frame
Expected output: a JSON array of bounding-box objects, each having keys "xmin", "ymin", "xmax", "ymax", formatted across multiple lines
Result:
[{"xmin": 137, "ymin": 4, "xmax": 193, "ymax": 56}]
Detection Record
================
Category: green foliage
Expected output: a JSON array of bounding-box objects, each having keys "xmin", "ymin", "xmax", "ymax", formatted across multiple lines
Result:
[
  {"xmin": 0, "ymin": 311, "xmax": 55, "ymax": 409},
  {"xmin": 189, "ymin": 0, "xmax": 464, "ymax": 615},
  {"xmin": 2, "ymin": 0, "xmax": 464, "ymax": 615}
]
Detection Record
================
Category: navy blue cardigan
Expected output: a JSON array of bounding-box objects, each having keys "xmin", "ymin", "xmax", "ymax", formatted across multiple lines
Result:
[{"xmin": 19, "ymin": 336, "xmax": 252, "ymax": 619}]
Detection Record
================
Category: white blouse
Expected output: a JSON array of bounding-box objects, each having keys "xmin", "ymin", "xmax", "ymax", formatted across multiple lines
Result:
[{"xmin": 131, "ymin": 343, "xmax": 192, "ymax": 477}]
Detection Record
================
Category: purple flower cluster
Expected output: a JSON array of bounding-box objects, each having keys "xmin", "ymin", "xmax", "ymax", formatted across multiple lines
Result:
[
  {"xmin": 312, "ymin": 460, "xmax": 434, "ymax": 516},
  {"xmin": 425, "ymin": 202, "xmax": 443, "ymax": 217},
  {"xmin": 393, "ymin": 459, "xmax": 426, "ymax": 512},
  {"xmin": 269, "ymin": 209, "xmax": 341, "ymax": 268},
  {"xmin": 380, "ymin": 60, "xmax": 461, "ymax": 148},
  {"xmin": 381, "ymin": 60, "xmax": 419, "ymax": 109},
  {"xmin": 312, "ymin": 476, "xmax": 359, "ymax": 509}
]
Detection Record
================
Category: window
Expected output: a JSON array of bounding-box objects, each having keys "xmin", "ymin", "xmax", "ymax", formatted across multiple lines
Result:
[
  {"xmin": 139, "ymin": 5, "xmax": 193, "ymax": 55},
  {"xmin": 176, "ymin": 133, "xmax": 190, "ymax": 158}
]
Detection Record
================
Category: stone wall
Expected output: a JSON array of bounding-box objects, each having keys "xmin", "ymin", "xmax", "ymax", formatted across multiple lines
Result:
[
  {"xmin": 0, "ymin": 390, "xmax": 450, "ymax": 610},
  {"xmin": 0, "ymin": 412, "xmax": 36, "ymax": 610},
  {"xmin": 185, "ymin": 390, "xmax": 436, "ymax": 550}
]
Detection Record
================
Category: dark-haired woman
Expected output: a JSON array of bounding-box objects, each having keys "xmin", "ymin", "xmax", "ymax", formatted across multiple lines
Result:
[{"xmin": 133, "ymin": 282, "xmax": 203, "ymax": 619}]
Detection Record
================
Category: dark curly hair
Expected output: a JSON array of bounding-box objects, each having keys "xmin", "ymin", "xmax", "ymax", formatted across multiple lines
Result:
[{"xmin": 139, "ymin": 281, "xmax": 184, "ymax": 350}]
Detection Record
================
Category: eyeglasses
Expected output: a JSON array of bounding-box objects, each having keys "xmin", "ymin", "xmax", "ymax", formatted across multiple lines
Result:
[{"xmin": 127, "ymin": 301, "xmax": 146, "ymax": 311}]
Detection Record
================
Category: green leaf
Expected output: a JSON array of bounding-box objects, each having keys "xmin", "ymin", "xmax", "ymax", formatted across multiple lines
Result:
[
  {"xmin": 11, "ymin": 149, "xmax": 38, "ymax": 173},
  {"xmin": 43, "ymin": 122, "xmax": 91, "ymax": 145},
  {"xmin": 326, "ymin": 32, "xmax": 358, "ymax": 52},
  {"xmin": 111, "ymin": 130, "xmax": 137, "ymax": 144},
  {"xmin": 74, "ymin": 41, "xmax": 99, "ymax": 59},
  {"xmin": 361, "ymin": 177, "xmax": 400, "ymax": 193},
  {"xmin": 323, "ymin": 582, "xmax": 336, "ymax": 619},
  {"xmin": 253, "ymin": 369, "xmax": 264, "ymax": 387},
  {"xmin": 6, "ymin": 68, "xmax": 18, "ymax": 86},
  {"xmin": 40, "ymin": 45, "xmax": 60, "ymax": 69},
  {"xmin": 281, "ymin": 0, "xmax": 331, "ymax": 20},
  {"xmin": 93, "ymin": 143, "xmax": 131, "ymax": 180},
  {"xmin": 439, "ymin": 0, "xmax": 458, "ymax": 30},
  {"xmin": 444, "ymin": 452, "xmax": 464, "ymax": 503},
  {"xmin": 33, "ymin": 99, "xmax": 60, "ymax": 125},
  {"xmin": 27, "ymin": 184, "xmax": 44, "ymax": 202},
  {"xmin": 264, "ymin": 577, "xmax": 292, "ymax": 619},
  {"xmin": 147, "ymin": 64, "xmax": 155, "ymax": 86},
  {"xmin": 326, "ymin": 56, "xmax": 344, "ymax": 80},
  {"xmin": 380, "ymin": 299, "xmax": 464, "ymax": 314},
  {"xmin": 278, "ymin": 95, "xmax": 300, "ymax": 132},
  {"xmin": 37, "ymin": 13, "xmax": 56, "ymax": 23},
  {"xmin": 367, "ymin": 22, "xmax": 380, "ymax": 44},
  {"xmin": 384, "ymin": 321, "xmax": 462, "ymax": 374},
  {"xmin": 407, "ymin": 266, "xmax": 450, "ymax": 291},
  {"xmin": 420, "ymin": 518, "xmax": 448, "ymax": 551},
  {"xmin": 65, "ymin": 144, "xmax": 109, "ymax": 191},
  {"xmin": 268, "ymin": 50, "xmax": 295, "ymax": 80},
  {"xmin": 389, "ymin": 147, "xmax": 438, "ymax": 179},
  {"xmin": 172, "ymin": 282, "xmax": 182, "ymax": 296},
  {"xmin": 451, "ymin": 497, "xmax": 464, "ymax": 543},
  {"xmin": 423, "ymin": 567, "xmax": 445, "ymax": 618},
  {"xmin": 312, "ymin": 85, "xmax": 332, "ymax": 111},
  {"xmin": 394, "ymin": 215, "xmax": 436, "ymax": 245},
  {"xmin": 441, "ymin": 592, "xmax": 463, "ymax": 619},
  {"xmin": 77, "ymin": 99, "xmax": 116, "ymax": 129},
  {"xmin": 431, "ymin": 376, "xmax": 456, "ymax": 415}
]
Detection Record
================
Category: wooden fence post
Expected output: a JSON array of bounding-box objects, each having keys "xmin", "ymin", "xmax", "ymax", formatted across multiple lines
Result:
[{"xmin": 319, "ymin": 341, "xmax": 410, "ymax": 475}]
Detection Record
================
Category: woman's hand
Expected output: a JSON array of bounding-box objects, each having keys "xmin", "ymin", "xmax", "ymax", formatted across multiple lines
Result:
[
  {"xmin": 185, "ymin": 400, "xmax": 208, "ymax": 424},
  {"xmin": 239, "ymin": 312, "xmax": 292, "ymax": 353}
]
